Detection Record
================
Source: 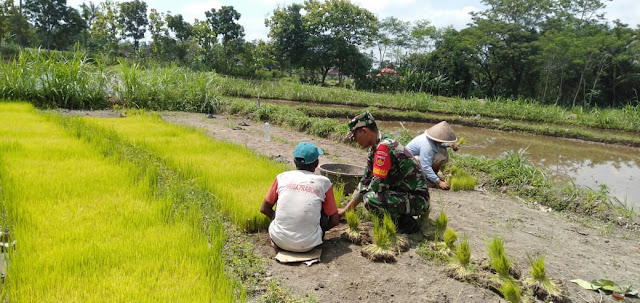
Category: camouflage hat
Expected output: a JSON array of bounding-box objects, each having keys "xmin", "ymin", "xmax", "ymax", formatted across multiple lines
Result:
[{"xmin": 345, "ymin": 111, "xmax": 376, "ymax": 141}]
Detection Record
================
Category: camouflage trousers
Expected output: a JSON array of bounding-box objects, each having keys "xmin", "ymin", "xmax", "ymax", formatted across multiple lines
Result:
[{"xmin": 363, "ymin": 190, "xmax": 430, "ymax": 217}]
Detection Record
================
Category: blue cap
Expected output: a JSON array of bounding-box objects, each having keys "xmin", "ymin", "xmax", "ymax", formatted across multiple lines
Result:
[{"xmin": 293, "ymin": 142, "xmax": 324, "ymax": 164}]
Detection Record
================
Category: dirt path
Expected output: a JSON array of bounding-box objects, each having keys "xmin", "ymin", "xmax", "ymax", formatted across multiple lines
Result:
[{"xmin": 161, "ymin": 112, "xmax": 639, "ymax": 302}]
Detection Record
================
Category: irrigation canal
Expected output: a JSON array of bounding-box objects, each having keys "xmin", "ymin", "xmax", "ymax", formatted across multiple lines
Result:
[{"xmin": 261, "ymin": 99, "xmax": 640, "ymax": 207}]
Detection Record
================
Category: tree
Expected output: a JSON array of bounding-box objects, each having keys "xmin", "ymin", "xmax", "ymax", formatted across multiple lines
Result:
[
  {"xmin": 24, "ymin": 0, "xmax": 71, "ymax": 48},
  {"xmin": 92, "ymin": 0, "xmax": 120, "ymax": 54},
  {"xmin": 80, "ymin": 1, "xmax": 98, "ymax": 29},
  {"xmin": 303, "ymin": 0, "xmax": 377, "ymax": 84},
  {"xmin": 191, "ymin": 19, "xmax": 216, "ymax": 67},
  {"xmin": 4, "ymin": 0, "xmax": 31, "ymax": 47},
  {"xmin": 205, "ymin": 6, "xmax": 244, "ymax": 44},
  {"xmin": 118, "ymin": 0, "xmax": 147, "ymax": 50},
  {"xmin": 148, "ymin": 8, "xmax": 166, "ymax": 54},
  {"xmin": 410, "ymin": 19, "xmax": 437, "ymax": 53},
  {"xmin": 378, "ymin": 17, "xmax": 411, "ymax": 64},
  {"xmin": 56, "ymin": 6, "xmax": 85, "ymax": 49},
  {"xmin": 0, "ymin": 0, "xmax": 9, "ymax": 49},
  {"xmin": 80, "ymin": 1, "xmax": 99, "ymax": 49},
  {"xmin": 166, "ymin": 13, "xmax": 192, "ymax": 42},
  {"xmin": 265, "ymin": 3, "xmax": 307, "ymax": 74}
]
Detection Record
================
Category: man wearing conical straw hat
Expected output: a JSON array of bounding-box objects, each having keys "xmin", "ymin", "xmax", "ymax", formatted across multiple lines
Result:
[{"xmin": 406, "ymin": 121, "xmax": 459, "ymax": 190}]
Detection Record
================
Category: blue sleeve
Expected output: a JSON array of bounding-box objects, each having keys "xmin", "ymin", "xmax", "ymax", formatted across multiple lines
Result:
[{"xmin": 420, "ymin": 146, "xmax": 439, "ymax": 183}]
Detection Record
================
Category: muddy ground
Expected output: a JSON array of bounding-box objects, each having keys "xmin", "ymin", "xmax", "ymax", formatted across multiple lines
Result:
[{"xmin": 72, "ymin": 110, "xmax": 640, "ymax": 302}]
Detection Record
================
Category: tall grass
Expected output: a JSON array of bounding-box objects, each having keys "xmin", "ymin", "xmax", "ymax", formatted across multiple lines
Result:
[
  {"xmin": 0, "ymin": 49, "xmax": 109, "ymax": 109},
  {"xmin": 88, "ymin": 113, "xmax": 283, "ymax": 231},
  {"xmin": 0, "ymin": 102, "xmax": 239, "ymax": 301}
]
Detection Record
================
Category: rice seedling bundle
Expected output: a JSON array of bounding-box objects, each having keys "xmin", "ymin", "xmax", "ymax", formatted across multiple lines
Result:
[
  {"xmin": 434, "ymin": 211, "xmax": 448, "ymax": 242},
  {"xmin": 383, "ymin": 212, "xmax": 408, "ymax": 253},
  {"xmin": 0, "ymin": 102, "xmax": 239, "ymax": 301},
  {"xmin": 333, "ymin": 182, "xmax": 345, "ymax": 209},
  {"xmin": 487, "ymin": 236, "xmax": 512, "ymax": 279},
  {"xmin": 90, "ymin": 114, "xmax": 283, "ymax": 231},
  {"xmin": 341, "ymin": 209, "xmax": 367, "ymax": 245},
  {"xmin": 361, "ymin": 217, "xmax": 395, "ymax": 262},
  {"xmin": 525, "ymin": 254, "xmax": 565, "ymax": 302},
  {"xmin": 447, "ymin": 165, "xmax": 476, "ymax": 191},
  {"xmin": 501, "ymin": 279, "xmax": 522, "ymax": 303},
  {"xmin": 449, "ymin": 236, "xmax": 476, "ymax": 279},
  {"xmin": 443, "ymin": 228, "xmax": 458, "ymax": 250}
]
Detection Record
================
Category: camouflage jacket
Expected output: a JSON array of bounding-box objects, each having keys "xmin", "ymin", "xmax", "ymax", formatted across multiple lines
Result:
[{"xmin": 353, "ymin": 132, "xmax": 429, "ymax": 202}]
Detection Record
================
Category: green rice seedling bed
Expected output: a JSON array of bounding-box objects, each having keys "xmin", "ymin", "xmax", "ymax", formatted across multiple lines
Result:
[
  {"xmin": 88, "ymin": 113, "xmax": 284, "ymax": 231},
  {"xmin": 0, "ymin": 103, "xmax": 238, "ymax": 301}
]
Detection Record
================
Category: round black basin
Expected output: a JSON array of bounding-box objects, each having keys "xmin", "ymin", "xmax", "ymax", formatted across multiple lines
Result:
[{"xmin": 318, "ymin": 163, "xmax": 365, "ymax": 195}]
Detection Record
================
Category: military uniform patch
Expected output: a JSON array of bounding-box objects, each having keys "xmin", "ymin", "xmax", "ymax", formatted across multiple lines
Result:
[{"xmin": 372, "ymin": 145, "xmax": 390, "ymax": 178}]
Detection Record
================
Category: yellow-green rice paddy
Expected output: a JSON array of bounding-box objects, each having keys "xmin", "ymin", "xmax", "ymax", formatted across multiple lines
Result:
[
  {"xmin": 87, "ymin": 113, "xmax": 284, "ymax": 231},
  {"xmin": 0, "ymin": 103, "xmax": 241, "ymax": 301}
]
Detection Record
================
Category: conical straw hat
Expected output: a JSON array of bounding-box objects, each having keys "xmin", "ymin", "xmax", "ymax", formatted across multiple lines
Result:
[{"xmin": 424, "ymin": 121, "xmax": 457, "ymax": 143}]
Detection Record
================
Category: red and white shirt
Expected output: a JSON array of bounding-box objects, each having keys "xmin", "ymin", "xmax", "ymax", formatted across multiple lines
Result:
[{"xmin": 265, "ymin": 170, "xmax": 337, "ymax": 252}]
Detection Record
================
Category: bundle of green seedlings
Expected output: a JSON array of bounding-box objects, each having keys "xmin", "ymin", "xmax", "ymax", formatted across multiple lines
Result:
[
  {"xmin": 383, "ymin": 212, "xmax": 409, "ymax": 253},
  {"xmin": 486, "ymin": 237, "xmax": 528, "ymax": 302},
  {"xmin": 446, "ymin": 165, "xmax": 477, "ymax": 191},
  {"xmin": 447, "ymin": 236, "xmax": 477, "ymax": 280},
  {"xmin": 487, "ymin": 236, "xmax": 517, "ymax": 279},
  {"xmin": 525, "ymin": 254, "xmax": 567, "ymax": 302},
  {"xmin": 500, "ymin": 279, "xmax": 522, "ymax": 303},
  {"xmin": 417, "ymin": 211, "xmax": 452, "ymax": 263},
  {"xmin": 341, "ymin": 209, "xmax": 368, "ymax": 245},
  {"xmin": 361, "ymin": 214, "xmax": 396, "ymax": 262}
]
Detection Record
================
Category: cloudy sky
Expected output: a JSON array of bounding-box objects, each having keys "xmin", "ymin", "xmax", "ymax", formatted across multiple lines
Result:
[{"xmin": 68, "ymin": 0, "xmax": 640, "ymax": 41}]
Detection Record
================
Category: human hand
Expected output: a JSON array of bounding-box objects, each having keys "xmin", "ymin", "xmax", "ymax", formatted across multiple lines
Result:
[
  {"xmin": 338, "ymin": 208, "xmax": 347, "ymax": 217},
  {"xmin": 451, "ymin": 143, "xmax": 459, "ymax": 151},
  {"xmin": 437, "ymin": 180, "xmax": 450, "ymax": 190}
]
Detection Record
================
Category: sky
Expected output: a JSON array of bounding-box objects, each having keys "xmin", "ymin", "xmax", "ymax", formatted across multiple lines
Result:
[{"xmin": 67, "ymin": 0, "xmax": 640, "ymax": 42}]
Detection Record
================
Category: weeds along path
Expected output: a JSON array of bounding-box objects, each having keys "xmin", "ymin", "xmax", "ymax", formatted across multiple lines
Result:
[{"xmin": 0, "ymin": 103, "xmax": 240, "ymax": 301}]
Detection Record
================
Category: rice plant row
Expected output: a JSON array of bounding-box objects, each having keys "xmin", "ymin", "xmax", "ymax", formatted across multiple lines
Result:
[{"xmin": 0, "ymin": 103, "xmax": 240, "ymax": 302}]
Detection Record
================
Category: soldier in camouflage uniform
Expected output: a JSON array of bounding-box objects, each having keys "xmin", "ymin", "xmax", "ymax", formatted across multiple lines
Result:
[{"xmin": 338, "ymin": 111, "xmax": 430, "ymax": 233}]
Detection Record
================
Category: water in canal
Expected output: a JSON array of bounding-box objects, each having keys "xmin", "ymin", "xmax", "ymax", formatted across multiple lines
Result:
[{"xmin": 378, "ymin": 121, "xmax": 640, "ymax": 208}]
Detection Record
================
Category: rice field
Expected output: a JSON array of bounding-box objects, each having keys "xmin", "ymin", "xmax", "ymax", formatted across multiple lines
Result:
[
  {"xmin": 0, "ymin": 102, "xmax": 252, "ymax": 301},
  {"xmin": 87, "ymin": 113, "xmax": 285, "ymax": 231}
]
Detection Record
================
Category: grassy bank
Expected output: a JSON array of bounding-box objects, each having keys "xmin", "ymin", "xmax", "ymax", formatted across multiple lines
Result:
[
  {"xmin": 0, "ymin": 103, "xmax": 239, "ymax": 301},
  {"xmin": 249, "ymin": 99, "xmax": 640, "ymax": 147}
]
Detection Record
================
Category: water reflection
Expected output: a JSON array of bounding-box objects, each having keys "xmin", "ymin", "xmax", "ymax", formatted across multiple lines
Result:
[{"xmin": 378, "ymin": 121, "xmax": 640, "ymax": 207}]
